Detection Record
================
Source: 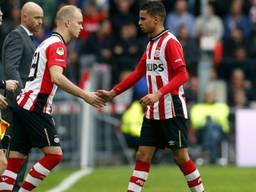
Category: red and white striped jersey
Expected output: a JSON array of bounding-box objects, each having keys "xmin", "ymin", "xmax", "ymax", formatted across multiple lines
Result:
[
  {"xmin": 144, "ymin": 30, "xmax": 188, "ymax": 120},
  {"xmin": 113, "ymin": 30, "xmax": 188, "ymax": 120},
  {"xmin": 16, "ymin": 32, "xmax": 67, "ymax": 114}
]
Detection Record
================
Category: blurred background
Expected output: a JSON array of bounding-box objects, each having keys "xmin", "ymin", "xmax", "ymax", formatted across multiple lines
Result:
[{"xmin": 1, "ymin": 0, "xmax": 256, "ymax": 172}]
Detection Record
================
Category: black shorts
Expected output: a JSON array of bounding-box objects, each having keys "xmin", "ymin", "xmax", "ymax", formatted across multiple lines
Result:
[
  {"xmin": 139, "ymin": 117, "xmax": 188, "ymax": 149},
  {"xmin": 10, "ymin": 105, "xmax": 60, "ymax": 155}
]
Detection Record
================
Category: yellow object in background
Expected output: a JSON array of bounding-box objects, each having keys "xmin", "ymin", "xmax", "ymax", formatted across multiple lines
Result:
[{"xmin": 0, "ymin": 119, "xmax": 9, "ymax": 140}]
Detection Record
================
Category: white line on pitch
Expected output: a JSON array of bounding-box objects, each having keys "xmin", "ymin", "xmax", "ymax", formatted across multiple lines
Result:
[{"xmin": 48, "ymin": 168, "xmax": 93, "ymax": 192}]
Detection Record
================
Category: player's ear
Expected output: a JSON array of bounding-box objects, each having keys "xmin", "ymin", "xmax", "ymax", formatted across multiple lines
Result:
[
  {"xmin": 154, "ymin": 16, "xmax": 159, "ymax": 24},
  {"xmin": 65, "ymin": 20, "xmax": 70, "ymax": 28}
]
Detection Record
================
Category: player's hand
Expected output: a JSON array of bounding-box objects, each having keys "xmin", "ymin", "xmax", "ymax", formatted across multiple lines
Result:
[
  {"xmin": 0, "ymin": 95, "xmax": 8, "ymax": 110},
  {"xmin": 140, "ymin": 91, "xmax": 163, "ymax": 106},
  {"xmin": 5, "ymin": 80, "xmax": 19, "ymax": 92},
  {"xmin": 96, "ymin": 90, "xmax": 116, "ymax": 103},
  {"xmin": 82, "ymin": 91, "xmax": 106, "ymax": 108}
]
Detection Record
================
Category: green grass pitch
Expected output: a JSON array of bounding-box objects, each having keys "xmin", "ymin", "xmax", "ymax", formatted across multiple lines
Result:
[{"xmin": 35, "ymin": 165, "xmax": 256, "ymax": 192}]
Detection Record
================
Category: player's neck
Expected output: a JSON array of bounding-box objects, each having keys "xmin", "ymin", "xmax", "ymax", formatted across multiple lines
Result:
[
  {"xmin": 54, "ymin": 28, "xmax": 70, "ymax": 44},
  {"xmin": 149, "ymin": 26, "xmax": 165, "ymax": 39}
]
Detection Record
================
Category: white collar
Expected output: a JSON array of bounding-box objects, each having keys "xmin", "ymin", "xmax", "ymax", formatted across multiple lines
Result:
[{"xmin": 20, "ymin": 25, "xmax": 33, "ymax": 36}]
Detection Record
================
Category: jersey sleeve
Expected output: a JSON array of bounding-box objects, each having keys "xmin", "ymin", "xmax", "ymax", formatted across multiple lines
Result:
[
  {"xmin": 46, "ymin": 42, "xmax": 67, "ymax": 69},
  {"xmin": 165, "ymin": 38, "xmax": 186, "ymax": 70},
  {"xmin": 113, "ymin": 52, "xmax": 146, "ymax": 95}
]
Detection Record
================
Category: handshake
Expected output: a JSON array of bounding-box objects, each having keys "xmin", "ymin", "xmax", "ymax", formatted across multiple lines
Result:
[
  {"xmin": 81, "ymin": 90, "xmax": 116, "ymax": 109},
  {"xmin": 83, "ymin": 89, "xmax": 163, "ymax": 109}
]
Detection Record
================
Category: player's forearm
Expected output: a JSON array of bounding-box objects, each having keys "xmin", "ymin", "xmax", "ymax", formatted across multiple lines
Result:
[
  {"xmin": 113, "ymin": 70, "xmax": 144, "ymax": 95},
  {"xmin": 159, "ymin": 66, "xmax": 188, "ymax": 95},
  {"xmin": 52, "ymin": 74, "xmax": 85, "ymax": 98}
]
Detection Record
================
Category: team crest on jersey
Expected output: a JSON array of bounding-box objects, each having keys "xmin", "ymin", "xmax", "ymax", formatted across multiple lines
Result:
[
  {"xmin": 56, "ymin": 47, "xmax": 64, "ymax": 56},
  {"xmin": 154, "ymin": 50, "xmax": 160, "ymax": 57}
]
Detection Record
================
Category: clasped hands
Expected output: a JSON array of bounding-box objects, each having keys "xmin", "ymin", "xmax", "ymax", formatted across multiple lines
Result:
[{"xmin": 90, "ymin": 89, "xmax": 163, "ymax": 109}]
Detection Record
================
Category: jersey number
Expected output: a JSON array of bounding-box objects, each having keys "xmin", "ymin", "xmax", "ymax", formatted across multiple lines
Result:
[{"xmin": 27, "ymin": 52, "xmax": 40, "ymax": 81}]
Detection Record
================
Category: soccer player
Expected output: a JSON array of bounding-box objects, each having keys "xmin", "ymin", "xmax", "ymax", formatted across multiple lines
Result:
[
  {"xmin": 0, "ymin": 5, "xmax": 104, "ymax": 191},
  {"xmin": 97, "ymin": 1, "xmax": 205, "ymax": 192}
]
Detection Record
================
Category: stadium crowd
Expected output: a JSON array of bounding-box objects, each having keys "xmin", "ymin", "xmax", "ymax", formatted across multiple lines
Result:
[{"xmin": 0, "ymin": 0, "xmax": 256, "ymax": 164}]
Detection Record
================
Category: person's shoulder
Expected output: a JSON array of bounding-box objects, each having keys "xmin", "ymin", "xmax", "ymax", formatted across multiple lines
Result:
[
  {"xmin": 166, "ymin": 32, "xmax": 181, "ymax": 45},
  {"xmin": 5, "ymin": 26, "xmax": 23, "ymax": 39}
]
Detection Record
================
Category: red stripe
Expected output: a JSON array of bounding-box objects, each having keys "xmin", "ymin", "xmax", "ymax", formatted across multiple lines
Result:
[
  {"xmin": 154, "ymin": 32, "xmax": 168, "ymax": 60},
  {"xmin": 188, "ymin": 177, "xmax": 202, "ymax": 188},
  {"xmin": 29, "ymin": 168, "xmax": 45, "ymax": 180},
  {"xmin": 156, "ymin": 76, "xmax": 165, "ymax": 119},
  {"xmin": 179, "ymin": 160, "xmax": 197, "ymax": 175},
  {"xmin": 19, "ymin": 90, "xmax": 33, "ymax": 108},
  {"xmin": 0, "ymin": 176, "xmax": 16, "ymax": 185},
  {"xmin": 129, "ymin": 176, "xmax": 145, "ymax": 187},
  {"xmin": 21, "ymin": 181, "xmax": 36, "ymax": 191},
  {"xmin": 147, "ymin": 75, "xmax": 154, "ymax": 119},
  {"xmin": 134, "ymin": 160, "xmax": 150, "ymax": 172}
]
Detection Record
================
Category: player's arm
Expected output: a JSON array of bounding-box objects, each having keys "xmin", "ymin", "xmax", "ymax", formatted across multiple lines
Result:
[
  {"xmin": 49, "ymin": 65, "xmax": 104, "ymax": 108},
  {"xmin": 140, "ymin": 39, "xmax": 188, "ymax": 106},
  {"xmin": 47, "ymin": 43, "xmax": 104, "ymax": 108},
  {"xmin": 97, "ymin": 52, "xmax": 147, "ymax": 102},
  {"xmin": 158, "ymin": 39, "xmax": 188, "ymax": 95}
]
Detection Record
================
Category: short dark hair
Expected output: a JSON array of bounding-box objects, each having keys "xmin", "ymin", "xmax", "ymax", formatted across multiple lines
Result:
[{"xmin": 140, "ymin": 1, "xmax": 166, "ymax": 21}]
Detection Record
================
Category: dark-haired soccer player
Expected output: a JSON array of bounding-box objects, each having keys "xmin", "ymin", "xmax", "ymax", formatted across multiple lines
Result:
[{"xmin": 97, "ymin": 1, "xmax": 205, "ymax": 192}]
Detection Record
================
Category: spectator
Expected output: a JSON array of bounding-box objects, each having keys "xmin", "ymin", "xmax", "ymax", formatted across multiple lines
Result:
[
  {"xmin": 120, "ymin": 101, "xmax": 144, "ymax": 151},
  {"xmin": 177, "ymin": 24, "xmax": 199, "ymax": 75},
  {"xmin": 190, "ymin": 90, "xmax": 230, "ymax": 164},
  {"xmin": 249, "ymin": 0, "xmax": 256, "ymax": 33},
  {"xmin": 184, "ymin": 76, "xmax": 199, "ymax": 108},
  {"xmin": 79, "ymin": 19, "xmax": 113, "ymax": 63},
  {"xmin": 79, "ymin": 1, "xmax": 106, "ymax": 41},
  {"xmin": 195, "ymin": 2, "xmax": 224, "ymax": 51},
  {"xmin": 227, "ymin": 68, "xmax": 253, "ymax": 106},
  {"xmin": 111, "ymin": 22, "xmax": 142, "ymax": 85},
  {"xmin": 224, "ymin": 0, "xmax": 250, "ymax": 39},
  {"xmin": 166, "ymin": 0, "xmax": 195, "ymax": 37},
  {"xmin": 223, "ymin": 26, "xmax": 248, "ymax": 58},
  {"xmin": 110, "ymin": 0, "xmax": 137, "ymax": 36}
]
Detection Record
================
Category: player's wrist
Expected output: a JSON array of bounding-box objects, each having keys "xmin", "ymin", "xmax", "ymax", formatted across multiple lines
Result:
[
  {"xmin": 156, "ymin": 90, "xmax": 163, "ymax": 98},
  {"xmin": 110, "ymin": 89, "xmax": 117, "ymax": 98}
]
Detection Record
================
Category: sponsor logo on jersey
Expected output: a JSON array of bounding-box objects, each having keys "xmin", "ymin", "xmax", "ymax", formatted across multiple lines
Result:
[
  {"xmin": 147, "ymin": 63, "xmax": 164, "ymax": 72},
  {"xmin": 56, "ymin": 47, "xmax": 64, "ymax": 56},
  {"xmin": 154, "ymin": 50, "xmax": 160, "ymax": 57}
]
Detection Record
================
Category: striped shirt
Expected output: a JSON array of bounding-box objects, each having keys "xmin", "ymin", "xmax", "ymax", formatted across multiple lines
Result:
[
  {"xmin": 16, "ymin": 32, "xmax": 67, "ymax": 114},
  {"xmin": 113, "ymin": 30, "xmax": 188, "ymax": 120}
]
